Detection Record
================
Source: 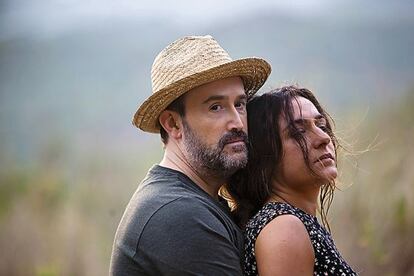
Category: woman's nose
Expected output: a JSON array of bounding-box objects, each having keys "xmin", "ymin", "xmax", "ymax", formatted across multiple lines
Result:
[{"xmin": 311, "ymin": 127, "xmax": 331, "ymax": 148}]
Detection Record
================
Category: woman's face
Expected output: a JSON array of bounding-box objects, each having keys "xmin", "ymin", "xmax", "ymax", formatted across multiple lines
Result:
[{"xmin": 276, "ymin": 96, "xmax": 337, "ymax": 189}]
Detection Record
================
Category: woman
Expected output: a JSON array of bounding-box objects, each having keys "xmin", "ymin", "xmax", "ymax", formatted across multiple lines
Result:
[{"xmin": 225, "ymin": 86, "xmax": 357, "ymax": 275}]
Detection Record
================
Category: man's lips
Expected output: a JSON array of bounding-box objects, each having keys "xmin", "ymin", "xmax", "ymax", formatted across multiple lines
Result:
[
  {"xmin": 224, "ymin": 141, "xmax": 246, "ymax": 149},
  {"xmin": 315, "ymin": 153, "xmax": 335, "ymax": 163},
  {"xmin": 224, "ymin": 138, "xmax": 245, "ymax": 145}
]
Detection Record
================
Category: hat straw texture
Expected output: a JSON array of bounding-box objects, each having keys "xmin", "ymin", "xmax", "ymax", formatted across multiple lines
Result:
[{"xmin": 133, "ymin": 35, "xmax": 271, "ymax": 133}]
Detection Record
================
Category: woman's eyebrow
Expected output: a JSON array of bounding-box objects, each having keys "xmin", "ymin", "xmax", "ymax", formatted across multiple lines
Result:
[
  {"xmin": 282, "ymin": 114, "xmax": 325, "ymax": 133},
  {"xmin": 293, "ymin": 114, "xmax": 325, "ymax": 124},
  {"xmin": 314, "ymin": 115, "xmax": 326, "ymax": 123}
]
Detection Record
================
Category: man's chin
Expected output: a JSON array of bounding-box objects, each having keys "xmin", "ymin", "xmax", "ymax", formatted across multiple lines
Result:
[
  {"xmin": 225, "ymin": 150, "xmax": 247, "ymax": 160},
  {"xmin": 223, "ymin": 153, "xmax": 248, "ymax": 170},
  {"xmin": 223, "ymin": 143, "xmax": 247, "ymax": 154}
]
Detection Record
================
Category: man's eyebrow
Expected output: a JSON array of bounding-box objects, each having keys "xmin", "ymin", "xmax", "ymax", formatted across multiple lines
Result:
[
  {"xmin": 202, "ymin": 94, "xmax": 247, "ymax": 104},
  {"xmin": 238, "ymin": 94, "xmax": 248, "ymax": 101},
  {"xmin": 202, "ymin": 95, "xmax": 227, "ymax": 104}
]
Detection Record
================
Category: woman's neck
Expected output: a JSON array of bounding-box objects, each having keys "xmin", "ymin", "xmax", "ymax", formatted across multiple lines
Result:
[{"xmin": 267, "ymin": 187, "xmax": 319, "ymax": 216}]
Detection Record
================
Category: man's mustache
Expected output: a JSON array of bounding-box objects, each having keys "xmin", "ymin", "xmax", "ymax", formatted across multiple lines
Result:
[{"xmin": 218, "ymin": 130, "xmax": 248, "ymax": 150}]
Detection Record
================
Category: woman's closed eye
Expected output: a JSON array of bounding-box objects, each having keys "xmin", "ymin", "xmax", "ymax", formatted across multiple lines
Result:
[
  {"xmin": 317, "ymin": 124, "xmax": 328, "ymax": 132},
  {"xmin": 290, "ymin": 127, "xmax": 306, "ymax": 137}
]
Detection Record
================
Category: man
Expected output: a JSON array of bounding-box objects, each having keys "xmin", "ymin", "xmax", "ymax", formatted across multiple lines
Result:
[{"xmin": 110, "ymin": 35, "xmax": 271, "ymax": 275}]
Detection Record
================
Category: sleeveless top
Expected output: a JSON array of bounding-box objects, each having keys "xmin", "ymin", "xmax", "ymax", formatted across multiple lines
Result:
[{"xmin": 243, "ymin": 202, "xmax": 357, "ymax": 275}]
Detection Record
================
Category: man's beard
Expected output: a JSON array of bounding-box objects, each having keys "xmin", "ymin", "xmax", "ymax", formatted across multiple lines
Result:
[{"xmin": 182, "ymin": 119, "xmax": 248, "ymax": 179}]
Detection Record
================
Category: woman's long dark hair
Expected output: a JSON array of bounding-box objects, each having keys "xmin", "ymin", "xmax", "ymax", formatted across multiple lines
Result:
[{"xmin": 223, "ymin": 85, "xmax": 339, "ymax": 230}]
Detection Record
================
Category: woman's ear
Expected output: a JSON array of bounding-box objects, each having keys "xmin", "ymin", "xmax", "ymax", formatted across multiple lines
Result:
[{"xmin": 159, "ymin": 110, "xmax": 182, "ymax": 140}]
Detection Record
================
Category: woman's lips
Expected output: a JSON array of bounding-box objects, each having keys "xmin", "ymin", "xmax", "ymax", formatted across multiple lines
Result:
[{"xmin": 315, "ymin": 153, "xmax": 334, "ymax": 163}]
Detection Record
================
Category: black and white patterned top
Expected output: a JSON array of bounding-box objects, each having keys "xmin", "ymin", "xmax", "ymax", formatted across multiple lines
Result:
[{"xmin": 243, "ymin": 202, "xmax": 357, "ymax": 275}]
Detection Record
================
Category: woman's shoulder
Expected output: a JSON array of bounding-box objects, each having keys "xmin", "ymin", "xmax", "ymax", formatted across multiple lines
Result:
[
  {"xmin": 243, "ymin": 202, "xmax": 317, "ymax": 275},
  {"xmin": 245, "ymin": 202, "xmax": 308, "ymax": 233},
  {"xmin": 245, "ymin": 204, "xmax": 314, "ymax": 275},
  {"xmin": 255, "ymin": 212, "xmax": 310, "ymax": 248}
]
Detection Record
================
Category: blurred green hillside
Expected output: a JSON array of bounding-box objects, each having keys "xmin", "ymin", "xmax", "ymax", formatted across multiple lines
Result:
[{"xmin": 1, "ymin": 1, "xmax": 414, "ymax": 275}]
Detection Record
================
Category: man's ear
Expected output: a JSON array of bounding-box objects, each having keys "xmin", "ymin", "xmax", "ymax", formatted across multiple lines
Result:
[{"xmin": 159, "ymin": 110, "xmax": 182, "ymax": 140}]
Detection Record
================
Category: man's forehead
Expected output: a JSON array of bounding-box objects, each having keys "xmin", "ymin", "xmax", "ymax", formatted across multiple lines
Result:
[{"xmin": 184, "ymin": 77, "xmax": 246, "ymax": 102}]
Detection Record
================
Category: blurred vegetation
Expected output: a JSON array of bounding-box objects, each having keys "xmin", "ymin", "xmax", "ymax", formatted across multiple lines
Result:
[
  {"xmin": 0, "ymin": 138, "xmax": 162, "ymax": 275},
  {"xmin": 0, "ymin": 89, "xmax": 413, "ymax": 275},
  {"xmin": 332, "ymin": 89, "xmax": 414, "ymax": 275}
]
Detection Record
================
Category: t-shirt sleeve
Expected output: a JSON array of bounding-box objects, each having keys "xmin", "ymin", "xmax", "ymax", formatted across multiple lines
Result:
[{"xmin": 135, "ymin": 196, "xmax": 243, "ymax": 276}]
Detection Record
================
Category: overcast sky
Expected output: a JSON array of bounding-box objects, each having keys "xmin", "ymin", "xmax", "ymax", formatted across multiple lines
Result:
[
  {"xmin": 1, "ymin": 0, "xmax": 412, "ymax": 40},
  {"xmin": 0, "ymin": 0, "xmax": 335, "ymax": 39}
]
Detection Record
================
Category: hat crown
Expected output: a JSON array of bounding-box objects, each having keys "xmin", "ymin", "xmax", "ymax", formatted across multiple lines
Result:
[{"xmin": 151, "ymin": 35, "xmax": 232, "ymax": 94}]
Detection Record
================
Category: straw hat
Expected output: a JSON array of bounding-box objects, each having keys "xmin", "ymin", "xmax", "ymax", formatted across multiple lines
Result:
[{"xmin": 133, "ymin": 35, "xmax": 271, "ymax": 133}]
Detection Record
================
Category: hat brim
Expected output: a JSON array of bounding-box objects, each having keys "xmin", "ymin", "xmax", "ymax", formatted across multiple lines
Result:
[{"xmin": 133, "ymin": 57, "xmax": 271, "ymax": 133}]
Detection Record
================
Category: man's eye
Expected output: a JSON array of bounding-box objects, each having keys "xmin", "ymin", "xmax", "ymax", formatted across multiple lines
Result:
[
  {"xmin": 210, "ymin": 104, "xmax": 223, "ymax": 112},
  {"xmin": 235, "ymin": 101, "xmax": 246, "ymax": 109}
]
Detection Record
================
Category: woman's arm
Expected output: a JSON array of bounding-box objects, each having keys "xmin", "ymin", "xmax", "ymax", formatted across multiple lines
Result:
[{"xmin": 255, "ymin": 214, "xmax": 314, "ymax": 276}]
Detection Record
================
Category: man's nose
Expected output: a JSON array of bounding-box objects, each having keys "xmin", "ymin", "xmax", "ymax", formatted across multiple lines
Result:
[{"xmin": 227, "ymin": 108, "xmax": 245, "ymax": 131}]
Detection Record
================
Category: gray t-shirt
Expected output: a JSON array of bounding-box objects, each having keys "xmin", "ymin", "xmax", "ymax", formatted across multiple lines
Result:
[{"xmin": 110, "ymin": 165, "xmax": 243, "ymax": 275}]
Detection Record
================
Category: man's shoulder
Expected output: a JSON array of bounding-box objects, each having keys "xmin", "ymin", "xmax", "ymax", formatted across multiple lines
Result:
[
  {"xmin": 135, "ymin": 173, "xmax": 212, "ymax": 213},
  {"xmin": 116, "ymin": 168, "xmax": 234, "ymax": 244},
  {"xmin": 139, "ymin": 165, "xmax": 201, "ymax": 196},
  {"xmin": 147, "ymin": 195, "xmax": 222, "ymax": 223},
  {"xmin": 136, "ymin": 166, "xmax": 226, "ymax": 215},
  {"xmin": 142, "ymin": 195, "xmax": 243, "ymax": 249},
  {"xmin": 136, "ymin": 196, "xmax": 242, "ymax": 271},
  {"xmin": 112, "ymin": 194, "xmax": 243, "ymax": 275},
  {"xmin": 111, "ymin": 167, "xmax": 244, "ymax": 275}
]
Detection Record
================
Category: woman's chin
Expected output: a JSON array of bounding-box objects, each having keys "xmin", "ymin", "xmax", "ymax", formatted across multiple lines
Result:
[{"xmin": 317, "ymin": 168, "xmax": 338, "ymax": 182}]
